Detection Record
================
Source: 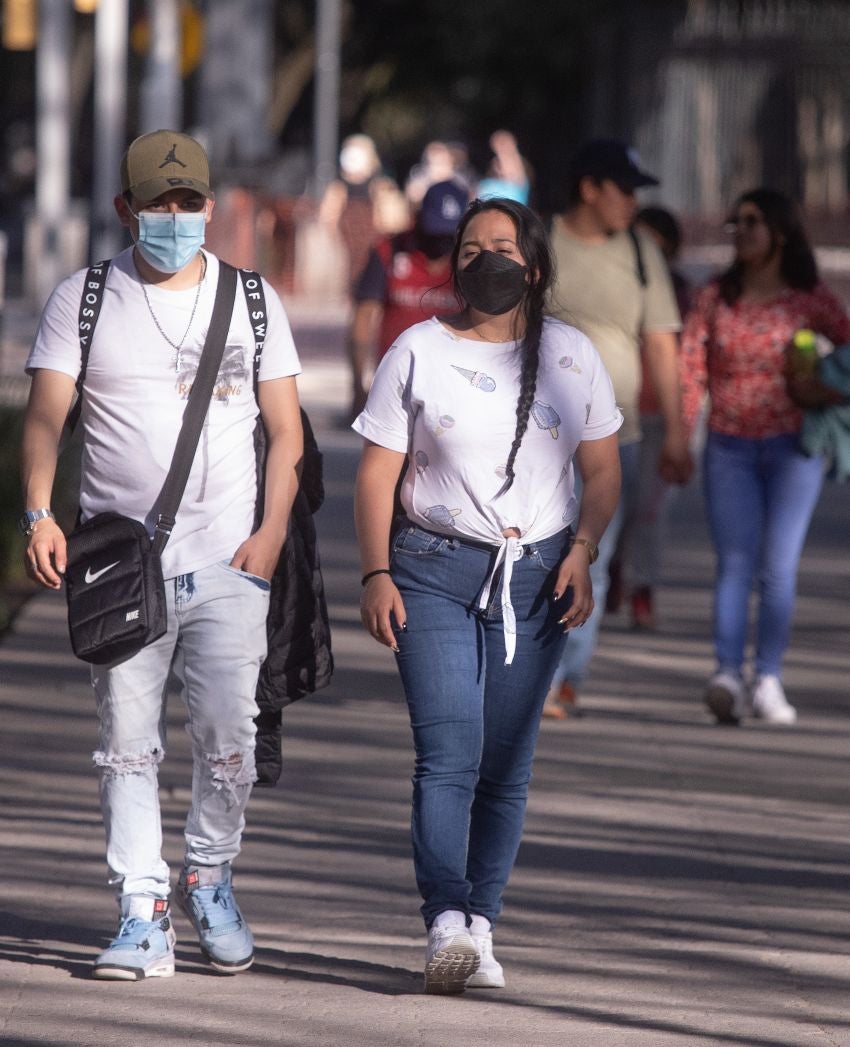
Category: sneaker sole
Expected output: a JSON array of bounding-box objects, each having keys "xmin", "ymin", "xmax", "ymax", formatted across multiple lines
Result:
[
  {"xmin": 753, "ymin": 708, "xmax": 797, "ymax": 725},
  {"xmin": 92, "ymin": 959, "xmax": 175, "ymax": 981},
  {"xmin": 424, "ymin": 945, "xmax": 479, "ymax": 995},
  {"xmin": 704, "ymin": 686, "xmax": 740, "ymax": 725},
  {"xmin": 203, "ymin": 949, "xmax": 254, "ymax": 974}
]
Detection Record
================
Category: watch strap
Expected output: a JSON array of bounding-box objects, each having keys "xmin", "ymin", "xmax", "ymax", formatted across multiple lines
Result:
[
  {"xmin": 572, "ymin": 537, "xmax": 599, "ymax": 564},
  {"xmin": 20, "ymin": 508, "xmax": 55, "ymax": 535}
]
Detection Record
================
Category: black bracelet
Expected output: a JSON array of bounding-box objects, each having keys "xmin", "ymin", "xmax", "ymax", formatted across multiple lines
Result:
[{"xmin": 361, "ymin": 568, "xmax": 392, "ymax": 586}]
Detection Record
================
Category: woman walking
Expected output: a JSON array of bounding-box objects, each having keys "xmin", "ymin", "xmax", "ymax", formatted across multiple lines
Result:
[
  {"xmin": 352, "ymin": 198, "xmax": 622, "ymax": 993},
  {"xmin": 681, "ymin": 188, "xmax": 850, "ymax": 725}
]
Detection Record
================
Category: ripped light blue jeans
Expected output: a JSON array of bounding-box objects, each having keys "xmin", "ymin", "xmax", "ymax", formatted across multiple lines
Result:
[{"xmin": 92, "ymin": 561, "xmax": 270, "ymax": 900}]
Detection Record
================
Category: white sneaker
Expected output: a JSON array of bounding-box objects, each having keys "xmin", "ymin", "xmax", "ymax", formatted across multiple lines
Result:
[
  {"xmin": 424, "ymin": 910, "xmax": 479, "ymax": 995},
  {"xmin": 704, "ymin": 670, "xmax": 748, "ymax": 724},
  {"xmin": 466, "ymin": 914, "xmax": 505, "ymax": 988},
  {"xmin": 751, "ymin": 675, "xmax": 797, "ymax": 724}
]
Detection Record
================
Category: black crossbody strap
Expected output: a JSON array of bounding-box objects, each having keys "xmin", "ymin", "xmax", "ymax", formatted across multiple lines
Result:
[
  {"xmin": 628, "ymin": 226, "xmax": 648, "ymax": 289},
  {"xmin": 68, "ymin": 259, "xmax": 111, "ymax": 433},
  {"xmin": 152, "ymin": 261, "xmax": 238, "ymax": 554},
  {"xmin": 238, "ymin": 268, "xmax": 267, "ymax": 395}
]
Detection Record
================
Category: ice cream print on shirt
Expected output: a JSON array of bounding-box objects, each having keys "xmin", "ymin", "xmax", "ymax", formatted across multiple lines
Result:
[
  {"xmin": 559, "ymin": 354, "xmax": 581, "ymax": 373},
  {"xmin": 176, "ymin": 342, "xmax": 249, "ymax": 403},
  {"xmin": 451, "ymin": 364, "xmax": 497, "ymax": 392},
  {"xmin": 415, "ymin": 450, "xmax": 429, "ymax": 476},
  {"xmin": 423, "ymin": 505, "xmax": 462, "ymax": 529},
  {"xmin": 531, "ymin": 400, "xmax": 561, "ymax": 439},
  {"xmin": 435, "ymin": 414, "xmax": 455, "ymax": 436}
]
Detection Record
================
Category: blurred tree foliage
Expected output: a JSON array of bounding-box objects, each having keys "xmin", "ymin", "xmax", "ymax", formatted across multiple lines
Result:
[{"xmin": 271, "ymin": 0, "xmax": 683, "ymax": 212}]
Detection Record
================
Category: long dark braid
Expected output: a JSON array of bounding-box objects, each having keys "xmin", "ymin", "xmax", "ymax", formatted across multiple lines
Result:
[
  {"xmin": 504, "ymin": 310, "xmax": 543, "ymax": 487},
  {"xmin": 451, "ymin": 198, "xmax": 554, "ymax": 490}
]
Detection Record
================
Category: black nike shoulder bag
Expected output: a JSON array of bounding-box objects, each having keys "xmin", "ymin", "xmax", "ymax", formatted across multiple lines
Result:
[{"xmin": 64, "ymin": 261, "xmax": 238, "ymax": 665}]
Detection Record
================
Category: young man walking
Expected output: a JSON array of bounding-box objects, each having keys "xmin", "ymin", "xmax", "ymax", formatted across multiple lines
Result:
[
  {"xmin": 20, "ymin": 130, "xmax": 303, "ymax": 979},
  {"xmin": 545, "ymin": 139, "xmax": 693, "ymax": 715}
]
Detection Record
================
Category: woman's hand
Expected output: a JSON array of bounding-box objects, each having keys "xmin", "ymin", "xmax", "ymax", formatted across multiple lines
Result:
[
  {"xmin": 552, "ymin": 548, "xmax": 594, "ymax": 631},
  {"xmin": 360, "ymin": 573, "xmax": 407, "ymax": 651}
]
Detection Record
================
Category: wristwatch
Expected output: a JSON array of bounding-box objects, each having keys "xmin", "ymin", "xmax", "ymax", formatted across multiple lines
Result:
[
  {"xmin": 572, "ymin": 537, "xmax": 599, "ymax": 564},
  {"xmin": 19, "ymin": 508, "xmax": 55, "ymax": 536}
]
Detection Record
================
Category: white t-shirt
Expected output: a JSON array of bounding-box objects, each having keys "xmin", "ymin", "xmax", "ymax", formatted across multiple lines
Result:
[
  {"xmin": 26, "ymin": 248, "xmax": 301, "ymax": 578},
  {"xmin": 353, "ymin": 316, "xmax": 622, "ymax": 545}
]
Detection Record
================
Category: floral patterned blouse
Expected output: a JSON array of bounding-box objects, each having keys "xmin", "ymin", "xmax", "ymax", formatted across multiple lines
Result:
[{"xmin": 680, "ymin": 281, "xmax": 850, "ymax": 438}]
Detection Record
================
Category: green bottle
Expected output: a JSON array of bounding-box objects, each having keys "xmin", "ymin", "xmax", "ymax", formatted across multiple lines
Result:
[{"xmin": 791, "ymin": 329, "xmax": 818, "ymax": 373}]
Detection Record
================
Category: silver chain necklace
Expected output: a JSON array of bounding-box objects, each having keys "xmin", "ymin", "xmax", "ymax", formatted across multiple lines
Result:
[{"xmin": 140, "ymin": 252, "xmax": 207, "ymax": 372}]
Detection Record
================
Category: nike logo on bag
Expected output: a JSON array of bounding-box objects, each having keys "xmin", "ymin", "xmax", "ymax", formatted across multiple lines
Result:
[{"xmin": 84, "ymin": 561, "xmax": 121, "ymax": 584}]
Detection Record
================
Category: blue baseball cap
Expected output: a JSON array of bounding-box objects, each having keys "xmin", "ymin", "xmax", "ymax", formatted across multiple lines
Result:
[{"xmin": 419, "ymin": 180, "xmax": 468, "ymax": 235}]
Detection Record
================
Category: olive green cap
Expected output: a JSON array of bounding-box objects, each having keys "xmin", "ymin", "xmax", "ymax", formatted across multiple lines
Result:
[{"xmin": 120, "ymin": 129, "xmax": 213, "ymax": 204}]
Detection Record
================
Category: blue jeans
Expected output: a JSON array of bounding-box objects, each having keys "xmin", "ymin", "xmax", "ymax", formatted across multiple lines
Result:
[
  {"xmin": 92, "ymin": 561, "xmax": 270, "ymax": 899},
  {"xmin": 390, "ymin": 522, "xmax": 570, "ymax": 928},
  {"xmin": 704, "ymin": 431, "xmax": 823, "ymax": 678},
  {"xmin": 550, "ymin": 441, "xmax": 640, "ymax": 689}
]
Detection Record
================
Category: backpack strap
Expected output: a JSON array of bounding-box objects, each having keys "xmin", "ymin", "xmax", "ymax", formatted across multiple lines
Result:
[
  {"xmin": 628, "ymin": 227, "xmax": 647, "ymax": 289},
  {"xmin": 68, "ymin": 258, "xmax": 111, "ymax": 433},
  {"xmin": 238, "ymin": 268, "xmax": 267, "ymax": 397}
]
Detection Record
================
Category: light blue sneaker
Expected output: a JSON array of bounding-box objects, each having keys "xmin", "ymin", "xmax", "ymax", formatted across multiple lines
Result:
[
  {"xmin": 92, "ymin": 897, "xmax": 176, "ymax": 981},
  {"xmin": 176, "ymin": 862, "xmax": 254, "ymax": 973}
]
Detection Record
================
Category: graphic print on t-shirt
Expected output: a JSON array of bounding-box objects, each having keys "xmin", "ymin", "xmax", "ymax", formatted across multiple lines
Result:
[
  {"xmin": 435, "ymin": 414, "xmax": 455, "ymax": 436},
  {"xmin": 415, "ymin": 450, "xmax": 429, "ymax": 476},
  {"xmin": 423, "ymin": 505, "xmax": 462, "ymax": 529},
  {"xmin": 451, "ymin": 365, "xmax": 497, "ymax": 392},
  {"xmin": 176, "ymin": 342, "xmax": 250, "ymax": 403},
  {"xmin": 530, "ymin": 400, "xmax": 561, "ymax": 439}
]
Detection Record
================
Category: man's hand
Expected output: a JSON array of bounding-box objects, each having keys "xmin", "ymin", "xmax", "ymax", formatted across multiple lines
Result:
[
  {"xmin": 659, "ymin": 431, "xmax": 694, "ymax": 485},
  {"xmin": 229, "ymin": 528, "xmax": 285, "ymax": 582},
  {"xmin": 25, "ymin": 518, "xmax": 67, "ymax": 590}
]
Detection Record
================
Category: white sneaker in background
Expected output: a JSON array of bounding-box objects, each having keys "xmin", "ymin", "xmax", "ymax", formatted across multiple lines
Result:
[
  {"xmin": 751, "ymin": 675, "xmax": 797, "ymax": 724},
  {"xmin": 704, "ymin": 670, "xmax": 749, "ymax": 724},
  {"xmin": 424, "ymin": 909, "xmax": 479, "ymax": 995},
  {"xmin": 466, "ymin": 914, "xmax": 505, "ymax": 988}
]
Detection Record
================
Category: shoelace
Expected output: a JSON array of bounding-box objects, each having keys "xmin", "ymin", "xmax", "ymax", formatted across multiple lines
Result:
[
  {"xmin": 191, "ymin": 883, "xmax": 241, "ymax": 935},
  {"xmin": 112, "ymin": 916, "xmax": 161, "ymax": 947}
]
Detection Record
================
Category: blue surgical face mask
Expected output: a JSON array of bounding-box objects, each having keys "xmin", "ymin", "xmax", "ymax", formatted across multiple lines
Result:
[{"xmin": 133, "ymin": 210, "xmax": 207, "ymax": 273}]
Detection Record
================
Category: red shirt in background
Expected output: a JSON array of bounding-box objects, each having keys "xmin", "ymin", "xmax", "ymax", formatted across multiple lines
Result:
[
  {"xmin": 680, "ymin": 280, "xmax": 850, "ymax": 439},
  {"xmin": 355, "ymin": 233, "xmax": 457, "ymax": 359}
]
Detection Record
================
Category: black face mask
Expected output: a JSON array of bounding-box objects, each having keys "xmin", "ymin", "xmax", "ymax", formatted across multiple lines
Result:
[{"xmin": 456, "ymin": 250, "xmax": 529, "ymax": 315}]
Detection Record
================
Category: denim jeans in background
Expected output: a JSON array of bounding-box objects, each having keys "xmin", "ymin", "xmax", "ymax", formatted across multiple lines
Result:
[
  {"xmin": 549, "ymin": 440, "xmax": 640, "ymax": 691},
  {"xmin": 704, "ymin": 430, "xmax": 824, "ymax": 678},
  {"xmin": 390, "ymin": 521, "xmax": 570, "ymax": 928},
  {"xmin": 92, "ymin": 560, "xmax": 270, "ymax": 900}
]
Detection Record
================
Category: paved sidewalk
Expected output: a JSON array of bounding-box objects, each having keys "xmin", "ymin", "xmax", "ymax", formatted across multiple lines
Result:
[{"xmin": 2, "ymin": 318, "xmax": 850, "ymax": 1046}]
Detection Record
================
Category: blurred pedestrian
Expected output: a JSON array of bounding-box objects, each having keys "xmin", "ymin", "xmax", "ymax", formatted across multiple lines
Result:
[
  {"xmin": 620, "ymin": 205, "xmax": 694, "ymax": 630},
  {"xmin": 681, "ymin": 187, "xmax": 850, "ymax": 725},
  {"xmin": 19, "ymin": 130, "xmax": 304, "ymax": 979},
  {"xmin": 346, "ymin": 179, "xmax": 468, "ymax": 420},
  {"xmin": 317, "ymin": 133, "xmax": 409, "ymax": 290},
  {"xmin": 476, "ymin": 130, "xmax": 531, "ymax": 205},
  {"xmin": 353, "ymin": 198, "xmax": 622, "ymax": 993},
  {"xmin": 543, "ymin": 139, "xmax": 692, "ymax": 718},
  {"xmin": 404, "ymin": 139, "xmax": 472, "ymax": 206}
]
